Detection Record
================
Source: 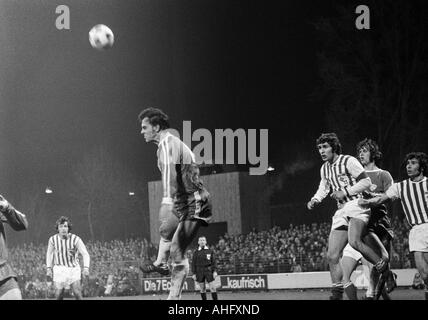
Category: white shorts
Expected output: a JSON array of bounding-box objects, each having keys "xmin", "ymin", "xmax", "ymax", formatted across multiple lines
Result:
[
  {"xmin": 53, "ymin": 265, "xmax": 81, "ymax": 289},
  {"xmin": 342, "ymin": 243, "xmax": 363, "ymax": 261},
  {"xmin": 331, "ymin": 199, "xmax": 370, "ymax": 231},
  {"xmin": 409, "ymin": 223, "xmax": 428, "ymax": 252}
]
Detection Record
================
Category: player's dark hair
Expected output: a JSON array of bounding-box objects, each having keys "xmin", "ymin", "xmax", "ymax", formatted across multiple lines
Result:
[
  {"xmin": 316, "ymin": 133, "xmax": 342, "ymax": 155},
  {"xmin": 404, "ymin": 152, "xmax": 428, "ymax": 176},
  {"xmin": 55, "ymin": 216, "xmax": 72, "ymax": 232},
  {"xmin": 138, "ymin": 107, "xmax": 170, "ymax": 131},
  {"xmin": 356, "ymin": 138, "xmax": 382, "ymax": 163}
]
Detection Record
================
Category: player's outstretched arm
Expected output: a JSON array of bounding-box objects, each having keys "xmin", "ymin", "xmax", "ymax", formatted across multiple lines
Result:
[
  {"xmin": 0, "ymin": 195, "xmax": 28, "ymax": 231},
  {"xmin": 358, "ymin": 194, "xmax": 390, "ymax": 208},
  {"xmin": 359, "ymin": 183, "xmax": 397, "ymax": 208}
]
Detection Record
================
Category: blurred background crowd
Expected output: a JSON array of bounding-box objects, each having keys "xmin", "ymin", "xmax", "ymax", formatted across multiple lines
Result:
[{"xmin": 9, "ymin": 216, "xmax": 413, "ymax": 299}]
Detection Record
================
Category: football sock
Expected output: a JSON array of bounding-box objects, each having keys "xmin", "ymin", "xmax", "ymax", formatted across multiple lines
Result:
[
  {"xmin": 344, "ymin": 281, "xmax": 358, "ymax": 300},
  {"xmin": 167, "ymin": 259, "xmax": 189, "ymax": 300}
]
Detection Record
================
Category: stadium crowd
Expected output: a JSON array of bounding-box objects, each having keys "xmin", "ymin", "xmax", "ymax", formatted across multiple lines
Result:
[{"xmin": 8, "ymin": 216, "xmax": 413, "ymax": 298}]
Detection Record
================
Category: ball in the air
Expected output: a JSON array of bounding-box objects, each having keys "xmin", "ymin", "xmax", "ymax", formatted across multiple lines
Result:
[{"xmin": 89, "ymin": 24, "xmax": 114, "ymax": 50}]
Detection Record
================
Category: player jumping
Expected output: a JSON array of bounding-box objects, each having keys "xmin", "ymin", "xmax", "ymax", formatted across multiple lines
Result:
[{"xmin": 138, "ymin": 107, "xmax": 212, "ymax": 300}]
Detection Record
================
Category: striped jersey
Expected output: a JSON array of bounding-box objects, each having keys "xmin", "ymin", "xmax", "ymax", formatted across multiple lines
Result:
[
  {"xmin": 386, "ymin": 177, "xmax": 428, "ymax": 226},
  {"xmin": 312, "ymin": 154, "xmax": 366, "ymax": 206},
  {"xmin": 46, "ymin": 233, "xmax": 90, "ymax": 268},
  {"xmin": 157, "ymin": 131, "xmax": 207, "ymax": 204}
]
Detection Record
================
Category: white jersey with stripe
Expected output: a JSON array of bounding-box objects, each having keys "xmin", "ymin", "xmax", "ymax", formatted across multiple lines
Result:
[
  {"xmin": 157, "ymin": 131, "xmax": 206, "ymax": 202},
  {"xmin": 46, "ymin": 233, "xmax": 90, "ymax": 268},
  {"xmin": 386, "ymin": 177, "xmax": 428, "ymax": 226},
  {"xmin": 312, "ymin": 154, "xmax": 365, "ymax": 206}
]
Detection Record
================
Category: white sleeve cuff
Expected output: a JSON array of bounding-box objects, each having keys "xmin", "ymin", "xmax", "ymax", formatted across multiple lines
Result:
[{"xmin": 347, "ymin": 177, "xmax": 371, "ymax": 196}]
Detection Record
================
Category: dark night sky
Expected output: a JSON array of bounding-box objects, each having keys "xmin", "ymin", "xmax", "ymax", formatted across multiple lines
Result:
[{"xmin": 0, "ymin": 0, "xmax": 344, "ymax": 219}]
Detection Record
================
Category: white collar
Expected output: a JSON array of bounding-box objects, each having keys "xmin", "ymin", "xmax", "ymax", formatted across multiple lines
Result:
[
  {"xmin": 158, "ymin": 131, "xmax": 172, "ymax": 146},
  {"xmin": 198, "ymin": 246, "xmax": 209, "ymax": 251}
]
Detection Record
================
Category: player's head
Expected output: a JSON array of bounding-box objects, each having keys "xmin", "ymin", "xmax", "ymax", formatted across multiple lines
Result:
[
  {"xmin": 198, "ymin": 236, "xmax": 207, "ymax": 248},
  {"xmin": 404, "ymin": 152, "xmax": 428, "ymax": 178},
  {"xmin": 356, "ymin": 138, "xmax": 382, "ymax": 166},
  {"xmin": 56, "ymin": 216, "xmax": 72, "ymax": 236},
  {"xmin": 138, "ymin": 107, "xmax": 170, "ymax": 143},
  {"xmin": 316, "ymin": 133, "xmax": 342, "ymax": 162}
]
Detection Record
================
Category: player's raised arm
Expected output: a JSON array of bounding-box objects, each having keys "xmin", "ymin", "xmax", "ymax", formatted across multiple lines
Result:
[{"xmin": 0, "ymin": 195, "xmax": 28, "ymax": 231}]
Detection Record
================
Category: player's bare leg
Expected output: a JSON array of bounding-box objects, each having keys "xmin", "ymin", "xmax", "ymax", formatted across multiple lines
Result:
[
  {"xmin": 327, "ymin": 229, "xmax": 348, "ymax": 299},
  {"xmin": 141, "ymin": 212, "xmax": 179, "ymax": 276},
  {"xmin": 70, "ymin": 281, "xmax": 83, "ymax": 300},
  {"xmin": 348, "ymin": 218, "xmax": 387, "ymax": 270},
  {"xmin": 362, "ymin": 232, "xmax": 395, "ymax": 298},
  {"xmin": 341, "ymin": 256, "xmax": 359, "ymax": 300},
  {"xmin": 155, "ymin": 205, "xmax": 177, "ymax": 266},
  {"xmin": 168, "ymin": 219, "xmax": 202, "ymax": 300},
  {"xmin": 360, "ymin": 258, "xmax": 376, "ymax": 300},
  {"xmin": 414, "ymin": 252, "xmax": 428, "ymax": 300}
]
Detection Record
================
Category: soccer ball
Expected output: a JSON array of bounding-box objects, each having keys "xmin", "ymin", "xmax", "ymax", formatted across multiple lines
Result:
[{"xmin": 89, "ymin": 24, "xmax": 114, "ymax": 50}]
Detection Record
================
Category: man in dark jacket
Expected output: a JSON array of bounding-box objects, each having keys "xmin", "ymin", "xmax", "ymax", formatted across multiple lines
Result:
[
  {"xmin": 191, "ymin": 236, "xmax": 218, "ymax": 300},
  {"xmin": 0, "ymin": 195, "xmax": 28, "ymax": 300}
]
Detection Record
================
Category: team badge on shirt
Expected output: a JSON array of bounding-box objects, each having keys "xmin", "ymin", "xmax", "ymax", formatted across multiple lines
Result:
[
  {"xmin": 338, "ymin": 174, "xmax": 350, "ymax": 187},
  {"xmin": 206, "ymin": 254, "xmax": 211, "ymax": 260}
]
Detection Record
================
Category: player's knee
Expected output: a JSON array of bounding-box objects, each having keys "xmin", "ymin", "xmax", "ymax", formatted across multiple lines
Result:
[
  {"xmin": 159, "ymin": 225, "xmax": 174, "ymax": 240},
  {"xmin": 327, "ymin": 251, "xmax": 341, "ymax": 264},
  {"xmin": 170, "ymin": 245, "xmax": 186, "ymax": 264}
]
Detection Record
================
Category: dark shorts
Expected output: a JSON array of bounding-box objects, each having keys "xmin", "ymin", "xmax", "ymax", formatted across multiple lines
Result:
[
  {"xmin": 174, "ymin": 190, "xmax": 212, "ymax": 226},
  {"xmin": 367, "ymin": 213, "xmax": 394, "ymax": 242},
  {"xmin": 0, "ymin": 277, "xmax": 19, "ymax": 298},
  {"xmin": 196, "ymin": 268, "xmax": 215, "ymax": 283}
]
